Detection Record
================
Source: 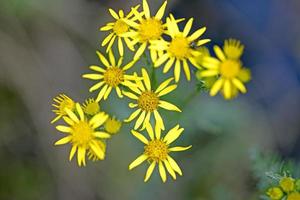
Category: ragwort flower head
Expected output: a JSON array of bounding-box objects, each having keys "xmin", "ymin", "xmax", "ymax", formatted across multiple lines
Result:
[
  {"xmin": 83, "ymin": 50, "xmax": 139, "ymax": 101},
  {"xmin": 82, "ymin": 98, "xmax": 100, "ymax": 115},
  {"xmin": 54, "ymin": 103, "xmax": 111, "ymax": 166},
  {"xmin": 129, "ymin": 123, "xmax": 191, "ymax": 182},
  {"xmin": 122, "ymin": 0, "xmax": 168, "ymax": 60},
  {"xmin": 51, "ymin": 94, "xmax": 75, "ymax": 123},
  {"xmin": 123, "ymin": 68, "xmax": 181, "ymax": 131},
  {"xmin": 199, "ymin": 39, "xmax": 250, "ymax": 100},
  {"xmin": 100, "ymin": 5, "xmax": 140, "ymax": 56},
  {"xmin": 150, "ymin": 15, "xmax": 210, "ymax": 82},
  {"xmin": 104, "ymin": 116, "xmax": 122, "ymax": 135}
]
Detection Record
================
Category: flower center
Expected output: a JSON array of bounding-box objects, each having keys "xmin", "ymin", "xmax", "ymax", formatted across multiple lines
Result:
[
  {"xmin": 104, "ymin": 117, "xmax": 122, "ymax": 134},
  {"xmin": 71, "ymin": 121, "xmax": 93, "ymax": 146},
  {"xmin": 144, "ymin": 140, "xmax": 169, "ymax": 162},
  {"xmin": 168, "ymin": 36, "xmax": 190, "ymax": 59},
  {"xmin": 103, "ymin": 67, "xmax": 124, "ymax": 87},
  {"xmin": 138, "ymin": 18, "xmax": 164, "ymax": 42},
  {"xmin": 113, "ymin": 19, "xmax": 129, "ymax": 35},
  {"xmin": 220, "ymin": 60, "xmax": 241, "ymax": 79},
  {"xmin": 84, "ymin": 101, "xmax": 100, "ymax": 115},
  {"xmin": 59, "ymin": 99, "xmax": 75, "ymax": 115},
  {"xmin": 138, "ymin": 91, "xmax": 159, "ymax": 112}
]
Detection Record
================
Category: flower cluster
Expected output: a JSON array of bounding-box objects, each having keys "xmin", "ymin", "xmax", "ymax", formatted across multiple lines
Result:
[
  {"xmin": 50, "ymin": 0, "xmax": 252, "ymax": 183},
  {"xmin": 266, "ymin": 176, "xmax": 300, "ymax": 200}
]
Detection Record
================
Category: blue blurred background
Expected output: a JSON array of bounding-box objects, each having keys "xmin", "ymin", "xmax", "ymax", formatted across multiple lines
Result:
[{"xmin": 1, "ymin": 0, "xmax": 300, "ymax": 199}]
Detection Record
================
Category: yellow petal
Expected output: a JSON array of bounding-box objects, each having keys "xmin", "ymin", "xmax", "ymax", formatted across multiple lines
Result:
[
  {"xmin": 89, "ymin": 82, "xmax": 105, "ymax": 92},
  {"xmin": 142, "ymin": 68, "xmax": 151, "ymax": 91},
  {"xmin": 214, "ymin": 45, "xmax": 226, "ymax": 61},
  {"xmin": 143, "ymin": 0, "xmax": 150, "ymax": 18},
  {"xmin": 210, "ymin": 78, "xmax": 224, "ymax": 96},
  {"xmin": 188, "ymin": 27, "xmax": 206, "ymax": 41},
  {"xmin": 131, "ymin": 130, "xmax": 149, "ymax": 144},
  {"xmin": 159, "ymin": 100, "xmax": 181, "ymax": 112},
  {"xmin": 155, "ymin": 123, "xmax": 162, "ymax": 139},
  {"xmin": 164, "ymin": 160, "xmax": 176, "ymax": 180},
  {"xmin": 200, "ymin": 70, "xmax": 219, "ymax": 77},
  {"xmin": 154, "ymin": 53, "xmax": 169, "ymax": 67},
  {"xmin": 54, "ymin": 136, "xmax": 72, "ymax": 145},
  {"xmin": 183, "ymin": 60, "xmax": 191, "ymax": 81},
  {"xmin": 90, "ymin": 112, "xmax": 109, "ymax": 128},
  {"xmin": 89, "ymin": 142, "xmax": 105, "ymax": 160},
  {"xmin": 134, "ymin": 42, "xmax": 147, "ymax": 60},
  {"xmin": 167, "ymin": 155, "xmax": 182, "ymax": 175},
  {"xmin": 116, "ymin": 86, "xmax": 123, "ymax": 98},
  {"xmin": 103, "ymin": 86, "xmax": 112, "ymax": 100},
  {"xmin": 223, "ymin": 80, "xmax": 231, "ymax": 99},
  {"xmin": 108, "ymin": 8, "xmax": 119, "ymax": 19},
  {"xmin": 65, "ymin": 109, "xmax": 79, "ymax": 122},
  {"xmin": 154, "ymin": 110, "xmax": 165, "ymax": 131},
  {"xmin": 145, "ymin": 123, "xmax": 154, "ymax": 140},
  {"xmin": 183, "ymin": 18, "xmax": 193, "ymax": 37},
  {"xmin": 96, "ymin": 51, "xmax": 110, "ymax": 68},
  {"xmin": 129, "ymin": 154, "xmax": 148, "ymax": 170},
  {"xmin": 124, "ymin": 109, "xmax": 141, "ymax": 122},
  {"xmin": 169, "ymin": 145, "xmax": 192, "ymax": 152},
  {"xmin": 69, "ymin": 145, "xmax": 77, "ymax": 161},
  {"xmin": 93, "ymin": 131, "xmax": 111, "ymax": 139},
  {"xmin": 62, "ymin": 116, "xmax": 74, "ymax": 126},
  {"xmin": 89, "ymin": 65, "xmax": 105, "ymax": 73},
  {"xmin": 76, "ymin": 103, "xmax": 84, "ymax": 121},
  {"xmin": 56, "ymin": 125, "xmax": 72, "ymax": 133},
  {"xmin": 232, "ymin": 78, "xmax": 247, "ymax": 93},
  {"xmin": 102, "ymin": 33, "xmax": 114, "ymax": 46},
  {"xmin": 77, "ymin": 146, "xmax": 86, "ymax": 167},
  {"xmin": 155, "ymin": 77, "xmax": 174, "ymax": 93},
  {"xmin": 96, "ymin": 84, "xmax": 108, "ymax": 102},
  {"xmin": 108, "ymin": 50, "xmax": 116, "ymax": 66},
  {"xmin": 123, "ymin": 60, "xmax": 136, "ymax": 71},
  {"xmin": 197, "ymin": 39, "xmax": 211, "ymax": 46},
  {"xmin": 155, "ymin": 1, "xmax": 167, "ymax": 19},
  {"xmin": 163, "ymin": 125, "xmax": 184, "ymax": 145},
  {"xmin": 174, "ymin": 59, "xmax": 181, "ymax": 82},
  {"xmin": 157, "ymin": 85, "xmax": 177, "ymax": 97},
  {"xmin": 163, "ymin": 57, "xmax": 175, "ymax": 73},
  {"xmin": 159, "ymin": 161, "xmax": 167, "ymax": 182},
  {"xmin": 82, "ymin": 74, "xmax": 103, "ymax": 80},
  {"xmin": 134, "ymin": 111, "xmax": 146, "ymax": 130},
  {"xmin": 144, "ymin": 161, "xmax": 156, "ymax": 182},
  {"xmin": 122, "ymin": 91, "xmax": 139, "ymax": 100},
  {"xmin": 118, "ymin": 37, "xmax": 124, "ymax": 57}
]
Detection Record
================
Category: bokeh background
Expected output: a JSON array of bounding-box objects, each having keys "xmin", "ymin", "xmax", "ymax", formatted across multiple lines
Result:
[{"xmin": 1, "ymin": 0, "xmax": 300, "ymax": 199}]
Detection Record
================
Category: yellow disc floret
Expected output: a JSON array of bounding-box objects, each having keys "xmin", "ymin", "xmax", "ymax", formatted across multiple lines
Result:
[
  {"xmin": 138, "ymin": 91, "xmax": 159, "ymax": 112},
  {"xmin": 220, "ymin": 60, "xmax": 241, "ymax": 79},
  {"xmin": 280, "ymin": 177, "xmax": 295, "ymax": 192},
  {"xmin": 71, "ymin": 121, "xmax": 93, "ymax": 146},
  {"xmin": 266, "ymin": 187, "xmax": 283, "ymax": 200},
  {"xmin": 144, "ymin": 140, "xmax": 169, "ymax": 162},
  {"xmin": 113, "ymin": 19, "xmax": 129, "ymax": 35},
  {"xmin": 139, "ymin": 18, "xmax": 164, "ymax": 42},
  {"xmin": 168, "ymin": 36, "xmax": 190, "ymax": 59},
  {"xmin": 103, "ymin": 67, "xmax": 124, "ymax": 87}
]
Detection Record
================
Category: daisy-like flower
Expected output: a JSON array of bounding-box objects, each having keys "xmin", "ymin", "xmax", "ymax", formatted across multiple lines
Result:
[
  {"xmin": 82, "ymin": 50, "xmax": 138, "ymax": 101},
  {"xmin": 54, "ymin": 103, "xmax": 111, "ymax": 166},
  {"xmin": 129, "ymin": 123, "xmax": 191, "ymax": 182},
  {"xmin": 123, "ymin": 68, "xmax": 181, "ymax": 130},
  {"xmin": 150, "ymin": 15, "xmax": 210, "ymax": 82},
  {"xmin": 199, "ymin": 39, "xmax": 250, "ymax": 99},
  {"xmin": 82, "ymin": 98, "xmax": 100, "ymax": 115},
  {"xmin": 104, "ymin": 117, "xmax": 122, "ymax": 135},
  {"xmin": 100, "ymin": 6, "xmax": 140, "ymax": 56},
  {"xmin": 122, "ymin": 0, "xmax": 168, "ymax": 60},
  {"xmin": 51, "ymin": 94, "xmax": 75, "ymax": 123}
]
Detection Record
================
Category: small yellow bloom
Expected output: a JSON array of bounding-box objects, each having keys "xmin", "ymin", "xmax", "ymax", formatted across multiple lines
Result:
[
  {"xmin": 82, "ymin": 98, "xmax": 100, "ymax": 115},
  {"xmin": 266, "ymin": 187, "xmax": 283, "ymax": 200},
  {"xmin": 280, "ymin": 177, "xmax": 295, "ymax": 192},
  {"xmin": 122, "ymin": 0, "xmax": 168, "ymax": 60},
  {"xmin": 104, "ymin": 117, "xmax": 122, "ymax": 134},
  {"xmin": 129, "ymin": 123, "xmax": 191, "ymax": 182},
  {"xmin": 100, "ymin": 6, "xmax": 140, "ymax": 56},
  {"xmin": 199, "ymin": 39, "xmax": 250, "ymax": 100},
  {"xmin": 150, "ymin": 15, "xmax": 210, "ymax": 82},
  {"xmin": 87, "ymin": 140, "xmax": 106, "ymax": 161},
  {"xmin": 51, "ymin": 94, "xmax": 75, "ymax": 123},
  {"xmin": 287, "ymin": 192, "xmax": 300, "ymax": 200},
  {"xmin": 54, "ymin": 103, "xmax": 110, "ymax": 166},
  {"xmin": 82, "ymin": 50, "xmax": 139, "ymax": 101},
  {"xmin": 123, "ymin": 68, "xmax": 181, "ymax": 130}
]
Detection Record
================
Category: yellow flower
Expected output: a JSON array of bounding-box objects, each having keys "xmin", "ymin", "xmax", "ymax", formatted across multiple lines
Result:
[
  {"xmin": 150, "ymin": 15, "xmax": 210, "ymax": 82},
  {"xmin": 123, "ymin": 68, "xmax": 181, "ymax": 130},
  {"xmin": 87, "ymin": 140, "xmax": 106, "ymax": 161},
  {"xmin": 266, "ymin": 187, "xmax": 283, "ymax": 200},
  {"xmin": 82, "ymin": 98, "xmax": 100, "ymax": 115},
  {"xmin": 122, "ymin": 0, "xmax": 168, "ymax": 60},
  {"xmin": 129, "ymin": 123, "xmax": 191, "ymax": 182},
  {"xmin": 51, "ymin": 94, "xmax": 75, "ymax": 123},
  {"xmin": 54, "ymin": 103, "xmax": 111, "ymax": 166},
  {"xmin": 280, "ymin": 177, "xmax": 295, "ymax": 192},
  {"xmin": 104, "ymin": 117, "xmax": 122, "ymax": 135},
  {"xmin": 199, "ymin": 39, "xmax": 250, "ymax": 99},
  {"xmin": 82, "ymin": 50, "xmax": 138, "ymax": 101},
  {"xmin": 287, "ymin": 193, "xmax": 300, "ymax": 200},
  {"xmin": 100, "ymin": 6, "xmax": 140, "ymax": 56}
]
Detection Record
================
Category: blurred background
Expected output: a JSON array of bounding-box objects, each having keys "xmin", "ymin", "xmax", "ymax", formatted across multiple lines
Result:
[{"xmin": 1, "ymin": 0, "xmax": 300, "ymax": 199}]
